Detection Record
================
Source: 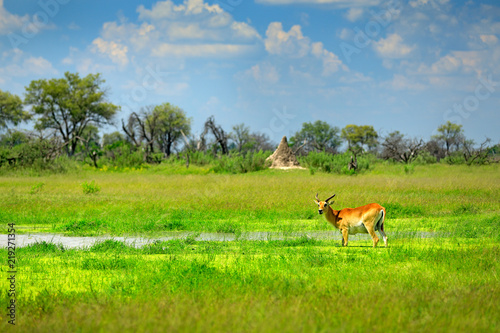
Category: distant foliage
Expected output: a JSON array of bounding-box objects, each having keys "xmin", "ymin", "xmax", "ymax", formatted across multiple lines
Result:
[
  {"xmin": 300, "ymin": 152, "xmax": 372, "ymax": 174},
  {"xmin": 29, "ymin": 182, "xmax": 45, "ymax": 194},
  {"xmin": 82, "ymin": 180, "xmax": 100, "ymax": 194},
  {"xmin": 210, "ymin": 150, "xmax": 272, "ymax": 174}
]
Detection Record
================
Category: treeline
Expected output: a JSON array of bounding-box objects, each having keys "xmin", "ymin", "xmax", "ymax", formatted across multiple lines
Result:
[{"xmin": 0, "ymin": 72, "xmax": 498, "ymax": 174}]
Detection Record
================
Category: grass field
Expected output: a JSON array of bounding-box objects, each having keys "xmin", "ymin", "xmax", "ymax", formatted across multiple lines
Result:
[{"xmin": 1, "ymin": 163, "xmax": 499, "ymax": 332}]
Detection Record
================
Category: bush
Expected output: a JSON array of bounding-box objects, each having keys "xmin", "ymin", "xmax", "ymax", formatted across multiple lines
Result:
[
  {"xmin": 82, "ymin": 180, "xmax": 100, "ymax": 194},
  {"xmin": 210, "ymin": 150, "xmax": 272, "ymax": 174},
  {"xmin": 101, "ymin": 142, "xmax": 145, "ymax": 168},
  {"xmin": 299, "ymin": 151, "xmax": 372, "ymax": 174}
]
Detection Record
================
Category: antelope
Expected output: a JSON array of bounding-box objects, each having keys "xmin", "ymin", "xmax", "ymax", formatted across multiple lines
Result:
[{"xmin": 314, "ymin": 193, "xmax": 387, "ymax": 247}]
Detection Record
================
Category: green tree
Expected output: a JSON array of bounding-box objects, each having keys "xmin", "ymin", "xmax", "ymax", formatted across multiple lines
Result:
[
  {"xmin": 102, "ymin": 131, "xmax": 126, "ymax": 148},
  {"xmin": 432, "ymin": 121, "xmax": 464, "ymax": 156},
  {"xmin": 153, "ymin": 103, "xmax": 192, "ymax": 157},
  {"xmin": 290, "ymin": 120, "xmax": 341, "ymax": 153},
  {"xmin": 0, "ymin": 90, "xmax": 30, "ymax": 130},
  {"xmin": 25, "ymin": 72, "xmax": 119, "ymax": 156},
  {"xmin": 231, "ymin": 123, "xmax": 251, "ymax": 152},
  {"xmin": 341, "ymin": 124, "xmax": 378, "ymax": 154}
]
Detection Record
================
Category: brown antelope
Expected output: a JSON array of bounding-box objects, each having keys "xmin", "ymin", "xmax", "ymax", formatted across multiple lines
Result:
[{"xmin": 314, "ymin": 193, "xmax": 387, "ymax": 247}]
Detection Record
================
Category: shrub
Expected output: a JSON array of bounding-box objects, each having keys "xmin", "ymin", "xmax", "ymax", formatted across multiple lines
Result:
[
  {"xmin": 210, "ymin": 150, "xmax": 272, "ymax": 174},
  {"xmin": 299, "ymin": 151, "xmax": 372, "ymax": 174},
  {"xmin": 82, "ymin": 180, "xmax": 100, "ymax": 194}
]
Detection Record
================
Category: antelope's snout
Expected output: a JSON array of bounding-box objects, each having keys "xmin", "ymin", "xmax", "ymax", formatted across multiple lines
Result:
[{"xmin": 318, "ymin": 209, "xmax": 323, "ymax": 215}]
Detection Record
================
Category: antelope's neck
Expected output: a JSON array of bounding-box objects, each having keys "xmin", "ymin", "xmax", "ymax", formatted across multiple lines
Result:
[{"xmin": 325, "ymin": 206, "xmax": 339, "ymax": 228}]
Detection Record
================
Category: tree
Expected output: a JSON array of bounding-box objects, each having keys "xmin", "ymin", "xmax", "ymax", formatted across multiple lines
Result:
[
  {"xmin": 341, "ymin": 124, "xmax": 378, "ymax": 154},
  {"xmin": 248, "ymin": 132, "xmax": 274, "ymax": 151},
  {"xmin": 121, "ymin": 106, "xmax": 160, "ymax": 157},
  {"xmin": 154, "ymin": 103, "xmax": 192, "ymax": 157},
  {"xmin": 102, "ymin": 131, "xmax": 126, "ymax": 148},
  {"xmin": 0, "ymin": 90, "xmax": 30, "ymax": 130},
  {"xmin": 381, "ymin": 131, "xmax": 425, "ymax": 164},
  {"xmin": 432, "ymin": 121, "xmax": 464, "ymax": 156},
  {"xmin": 25, "ymin": 72, "xmax": 119, "ymax": 156},
  {"xmin": 231, "ymin": 123, "xmax": 251, "ymax": 152},
  {"xmin": 290, "ymin": 120, "xmax": 341, "ymax": 153},
  {"xmin": 200, "ymin": 116, "xmax": 229, "ymax": 155},
  {"xmin": 425, "ymin": 139, "xmax": 446, "ymax": 162},
  {"xmin": 462, "ymin": 138, "xmax": 492, "ymax": 165}
]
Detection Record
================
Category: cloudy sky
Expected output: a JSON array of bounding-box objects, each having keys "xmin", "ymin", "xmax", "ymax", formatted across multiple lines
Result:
[{"xmin": 1, "ymin": 0, "xmax": 499, "ymax": 145}]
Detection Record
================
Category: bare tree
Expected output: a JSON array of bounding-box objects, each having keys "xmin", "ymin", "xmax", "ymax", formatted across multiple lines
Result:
[
  {"xmin": 462, "ymin": 138, "xmax": 492, "ymax": 165},
  {"xmin": 381, "ymin": 131, "xmax": 425, "ymax": 164},
  {"xmin": 249, "ymin": 132, "xmax": 274, "ymax": 151},
  {"xmin": 121, "ymin": 114, "xmax": 141, "ymax": 148},
  {"xmin": 121, "ymin": 106, "xmax": 163, "ymax": 160},
  {"xmin": 200, "ymin": 116, "xmax": 229, "ymax": 155}
]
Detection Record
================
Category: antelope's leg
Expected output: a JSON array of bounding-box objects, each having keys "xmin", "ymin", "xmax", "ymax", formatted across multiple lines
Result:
[
  {"xmin": 367, "ymin": 226, "xmax": 379, "ymax": 248},
  {"xmin": 379, "ymin": 225, "xmax": 388, "ymax": 247},
  {"xmin": 341, "ymin": 229, "xmax": 349, "ymax": 247}
]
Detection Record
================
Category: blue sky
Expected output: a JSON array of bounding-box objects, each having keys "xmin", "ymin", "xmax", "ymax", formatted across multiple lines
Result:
[{"xmin": 1, "ymin": 0, "xmax": 499, "ymax": 145}]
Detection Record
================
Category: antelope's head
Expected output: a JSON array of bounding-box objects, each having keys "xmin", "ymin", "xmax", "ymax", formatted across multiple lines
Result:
[{"xmin": 314, "ymin": 193, "xmax": 336, "ymax": 215}]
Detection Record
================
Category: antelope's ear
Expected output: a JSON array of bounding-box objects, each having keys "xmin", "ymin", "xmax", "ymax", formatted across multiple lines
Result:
[{"xmin": 314, "ymin": 200, "xmax": 319, "ymax": 205}]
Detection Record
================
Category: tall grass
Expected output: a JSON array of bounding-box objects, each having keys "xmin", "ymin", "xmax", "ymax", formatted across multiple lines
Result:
[
  {"xmin": 1, "ymin": 164, "xmax": 499, "ymax": 331},
  {"xmin": 0, "ymin": 163, "xmax": 498, "ymax": 236},
  {"xmin": 2, "ymin": 236, "xmax": 499, "ymax": 332},
  {"xmin": 299, "ymin": 151, "xmax": 375, "ymax": 174}
]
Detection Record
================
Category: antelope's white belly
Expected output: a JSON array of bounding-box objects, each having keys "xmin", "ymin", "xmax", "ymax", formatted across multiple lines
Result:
[{"xmin": 348, "ymin": 221, "xmax": 368, "ymax": 235}]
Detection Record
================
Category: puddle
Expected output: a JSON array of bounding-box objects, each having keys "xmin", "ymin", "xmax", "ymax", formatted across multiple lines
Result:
[{"xmin": 1, "ymin": 231, "xmax": 441, "ymax": 249}]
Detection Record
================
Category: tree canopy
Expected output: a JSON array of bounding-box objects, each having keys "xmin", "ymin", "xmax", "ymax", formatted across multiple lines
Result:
[
  {"xmin": 154, "ymin": 103, "xmax": 192, "ymax": 157},
  {"xmin": 25, "ymin": 72, "xmax": 119, "ymax": 156},
  {"xmin": 290, "ymin": 120, "xmax": 341, "ymax": 153},
  {"xmin": 432, "ymin": 121, "xmax": 464, "ymax": 156},
  {"xmin": 0, "ymin": 90, "xmax": 30, "ymax": 130},
  {"xmin": 341, "ymin": 124, "xmax": 378, "ymax": 154}
]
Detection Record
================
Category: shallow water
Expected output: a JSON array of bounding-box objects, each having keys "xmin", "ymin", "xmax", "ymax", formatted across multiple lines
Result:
[{"xmin": 1, "ymin": 231, "xmax": 441, "ymax": 249}]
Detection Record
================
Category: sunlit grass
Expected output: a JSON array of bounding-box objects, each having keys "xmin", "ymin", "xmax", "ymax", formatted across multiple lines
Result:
[
  {"xmin": 0, "ymin": 163, "xmax": 499, "ymax": 331},
  {"xmin": 1, "ymin": 163, "xmax": 499, "ymax": 236},
  {"xmin": 1, "ymin": 235, "xmax": 499, "ymax": 332}
]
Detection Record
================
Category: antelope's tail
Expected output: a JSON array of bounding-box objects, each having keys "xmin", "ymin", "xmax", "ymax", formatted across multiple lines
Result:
[{"xmin": 376, "ymin": 208, "xmax": 385, "ymax": 232}]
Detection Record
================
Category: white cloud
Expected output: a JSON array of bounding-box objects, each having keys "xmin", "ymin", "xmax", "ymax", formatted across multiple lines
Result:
[
  {"xmin": 409, "ymin": 0, "xmax": 450, "ymax": 9},
  {"xmin": 338, "ymin": 28, "xmax": 353, "ymax": 40},
  {"xmin": 91, "ymin": 0, "xmax": 261, "ymax": 59},
  {"xmin": 373, "ymin": 34, "xmax": 415, "ymax": 59},
  {"xmin": 245, "ymin": 62, "xmax": 280, "ymax": 84},
  {"xmin": 0, "ymin": 50, "xmax": 57, "ymax": 93},
  {"xmin": 264, "ymin": 22, "xmax": 347, "ymax": 76},
  {"xmin": 265, "ymin": 22, "xmax": 310, "ymax": 58},
  {"xmin": 416, "ymin": 50, "xmax": 496, "ymax": 77},
  {"xmin": 311, "ymin": 42, "xmax": 347, "ymax": 76},
  {"xmin": 0, "ymin": 0, "xmax": 27, "ymax": 34},
  {"xmin": 137, "ymin": 0, "xmax": 223, "ymax": 20},
  {"xmin": 91, "ymin": 38, "xmax": 129, "ymax": 66},
  {"xmin": 480, "ymin": 34, "xmax": 498, "ymax": 45},
  {"xmin": 390, "ymin": 74, "xmax": 426, "ymax": 91},
  {"xmin": 151, "ymin": 43, "xmax": 255, "ymax": 57},
  {"xmin": 345, "ymin": 8, "xmax": 364, "ymax": 22},
  {"xmin": 23, "ymin": 56, "xmax": 58, "ymax": 75},
  {"xmin": 255, "ymin": 0, "xmax": 381, "ymax": 7}
]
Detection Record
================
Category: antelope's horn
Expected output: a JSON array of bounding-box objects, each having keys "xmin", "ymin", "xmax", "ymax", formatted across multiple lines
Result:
[
  {"xmin": 315, "ymin": 193, "xmax": 319, "ymax": 201},
  {"xmin": 325, "ymin": 194, "xmax": 336, "ymax": 202}
]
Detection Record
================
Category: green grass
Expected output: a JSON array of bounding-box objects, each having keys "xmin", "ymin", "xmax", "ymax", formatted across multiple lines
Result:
[
  {"xmin": 0, "ymin": 163, "xmax": 499, "ymax": 331},
  {"xmin": 1, "ymin": 237, "xmax": 499, "ymax": 332},
  {"xmin": 1, "ymin": 163, "xmax": 498, "ymax": 236}
]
